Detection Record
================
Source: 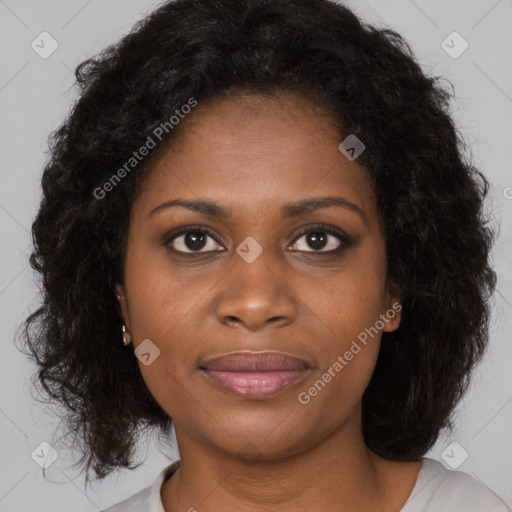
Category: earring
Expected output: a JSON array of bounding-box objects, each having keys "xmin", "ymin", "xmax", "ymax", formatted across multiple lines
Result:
[{"xmin": 121, "ymin": 324, "xmax": 131, "ymax": 346}]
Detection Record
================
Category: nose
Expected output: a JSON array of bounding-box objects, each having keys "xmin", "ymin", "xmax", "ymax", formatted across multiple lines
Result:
[{"xmin": 215, "ymin": 253, "xmax": 298, "ymax": 332}]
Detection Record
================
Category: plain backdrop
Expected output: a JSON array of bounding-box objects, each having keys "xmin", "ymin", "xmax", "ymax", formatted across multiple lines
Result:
[{"xmin": 0, "ymin": 0, "xmax": 511, "ymax": 510}]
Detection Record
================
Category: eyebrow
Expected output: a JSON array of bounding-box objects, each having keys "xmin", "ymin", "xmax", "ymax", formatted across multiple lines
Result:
[{"xmin": 148, "ymin": 196, "xmax": 367, "ymax": 224}]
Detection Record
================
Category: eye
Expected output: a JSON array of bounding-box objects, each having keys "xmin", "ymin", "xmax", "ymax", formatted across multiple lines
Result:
[
  {"xmin": 165, "ymin": 225, "xmax": 224, "ymax": 254},
  {"xmin": 164, "ymin": 223, "xmax": 352, "ymax": 255},
  {"xmin": 289, "ymin": 224, "xmax": 350, "ymax": 253}
]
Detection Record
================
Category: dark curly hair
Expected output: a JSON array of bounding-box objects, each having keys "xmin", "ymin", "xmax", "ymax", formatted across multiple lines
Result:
[{"xmin": 18, "ymin": 0, "xmax": 497, "ymax": 481}]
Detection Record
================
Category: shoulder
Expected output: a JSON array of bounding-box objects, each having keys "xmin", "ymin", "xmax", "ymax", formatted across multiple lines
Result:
[
  {"xmin": 102, "ymin": 460, "xmax": 180, "ymax": 512},
  {"xmin": 401, "ymin": 457, "xmax": 511, "ymax": 512}
]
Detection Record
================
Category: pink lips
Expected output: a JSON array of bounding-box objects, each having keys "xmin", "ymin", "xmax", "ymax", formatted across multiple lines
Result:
[{"xmin": 200, "ymin": 351, "xmax": 311, "ymax": 400}]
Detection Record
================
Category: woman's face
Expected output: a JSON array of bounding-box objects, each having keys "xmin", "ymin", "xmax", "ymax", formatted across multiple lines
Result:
[{"xmin": 116, "ymin": 91, "xmax": 401, "ymax": 460}]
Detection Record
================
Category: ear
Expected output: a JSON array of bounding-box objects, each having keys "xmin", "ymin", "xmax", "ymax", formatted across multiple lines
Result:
[
  {"xmin": 114, "ymin": 282, "xmax": 130, "ymax": 328},
  {"xmin": 381, "ymin": 280, "xmax": 402, "ymax": 333}
]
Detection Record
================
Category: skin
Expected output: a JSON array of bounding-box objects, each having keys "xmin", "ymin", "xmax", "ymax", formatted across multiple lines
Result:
[{"xmin": 115, "ymin": 90, "xmax": 421, "ymax": 511}]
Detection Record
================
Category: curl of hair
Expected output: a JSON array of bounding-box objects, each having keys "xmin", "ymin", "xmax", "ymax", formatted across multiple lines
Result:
[{"xmin": 19, "ymin": 0, "xmax": 496, "ymax": 480}]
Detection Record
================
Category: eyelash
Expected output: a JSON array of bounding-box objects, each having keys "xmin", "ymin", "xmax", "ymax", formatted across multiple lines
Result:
[{"xmin": 163, "ymin": 223, "xmax": 352, "ymax": 255}]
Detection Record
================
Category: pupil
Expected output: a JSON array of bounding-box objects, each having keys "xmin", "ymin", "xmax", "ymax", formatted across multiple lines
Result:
[
  {"xmin": 308, "ymin": 231, "xmax": 327, "ymax": 250},
  {"xmin": 185, "ymin": 231, "xmax": 207, "ymax": 250}
]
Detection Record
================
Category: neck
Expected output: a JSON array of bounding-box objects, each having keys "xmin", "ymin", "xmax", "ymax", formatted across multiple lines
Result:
[{"xmin": 161, "ymin": 412, "xmax": 421, "ymax": 511}]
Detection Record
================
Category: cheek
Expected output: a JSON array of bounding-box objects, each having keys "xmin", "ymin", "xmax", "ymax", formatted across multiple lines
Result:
[
  {"xmin": 123, "ymin": 235, "xmax": 208, "ymax": 341},
  {"xmin": 122, "ymin": 243, "xmax": 217, "ymax": 403},
  {"xmin": 303, "ymin": 243, "xmax": 386, "ymax": 397},
  {"xmin": 138, "ymin": 361, "xmax": 206, "ymax": 437},
  {"xmin": 316, "ymin": 245, "xmax": 387, "ymax": 346},
  {"xmin": 297, "ymin": 282, "xmax": 383, "ymax": 423}
]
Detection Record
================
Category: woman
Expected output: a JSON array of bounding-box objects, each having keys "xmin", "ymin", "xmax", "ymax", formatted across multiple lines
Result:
[{"xmin": 21, "ymin": 0, "xmax": 510, "ymax": 510}]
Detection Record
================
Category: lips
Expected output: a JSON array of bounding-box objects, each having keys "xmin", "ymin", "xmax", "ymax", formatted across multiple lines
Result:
[
  {"xmin": 200, "ymin": 351, "xmax": 311, "ymax": 400},
  {"xmin": 201, "ymin": 351, "xmax": 310, "ymax": 372}
]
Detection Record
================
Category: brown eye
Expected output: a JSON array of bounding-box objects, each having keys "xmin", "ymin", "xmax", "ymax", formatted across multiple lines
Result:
[
  {"xmin": 289, "ymin": 224, "xmax": 351, "ymax": 253},
  {"xmin": 165, "ymin": 226, "xmax": 224, "ymax": 253}
]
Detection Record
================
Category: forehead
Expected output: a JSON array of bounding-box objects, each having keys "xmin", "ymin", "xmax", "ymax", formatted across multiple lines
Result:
[{"xmin": 134, "ymin": 91, "xmax": 377, "ymax": 223}]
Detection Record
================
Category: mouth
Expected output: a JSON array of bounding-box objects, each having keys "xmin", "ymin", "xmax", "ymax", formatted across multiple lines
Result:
[{"xmin": 199, "ymin": 351, "xmax": 311, "ymax": 400}]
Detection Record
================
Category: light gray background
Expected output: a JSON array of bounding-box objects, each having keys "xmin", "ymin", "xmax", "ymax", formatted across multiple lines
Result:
[{"xmin": 1, "ymin": 0, "xmax": 511, "ymax": 510}]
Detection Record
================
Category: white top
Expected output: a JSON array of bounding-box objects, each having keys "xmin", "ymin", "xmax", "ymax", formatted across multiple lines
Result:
[{"xmin": 102, "ymin": 457, "xmax": 511, "ymax": 511}]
